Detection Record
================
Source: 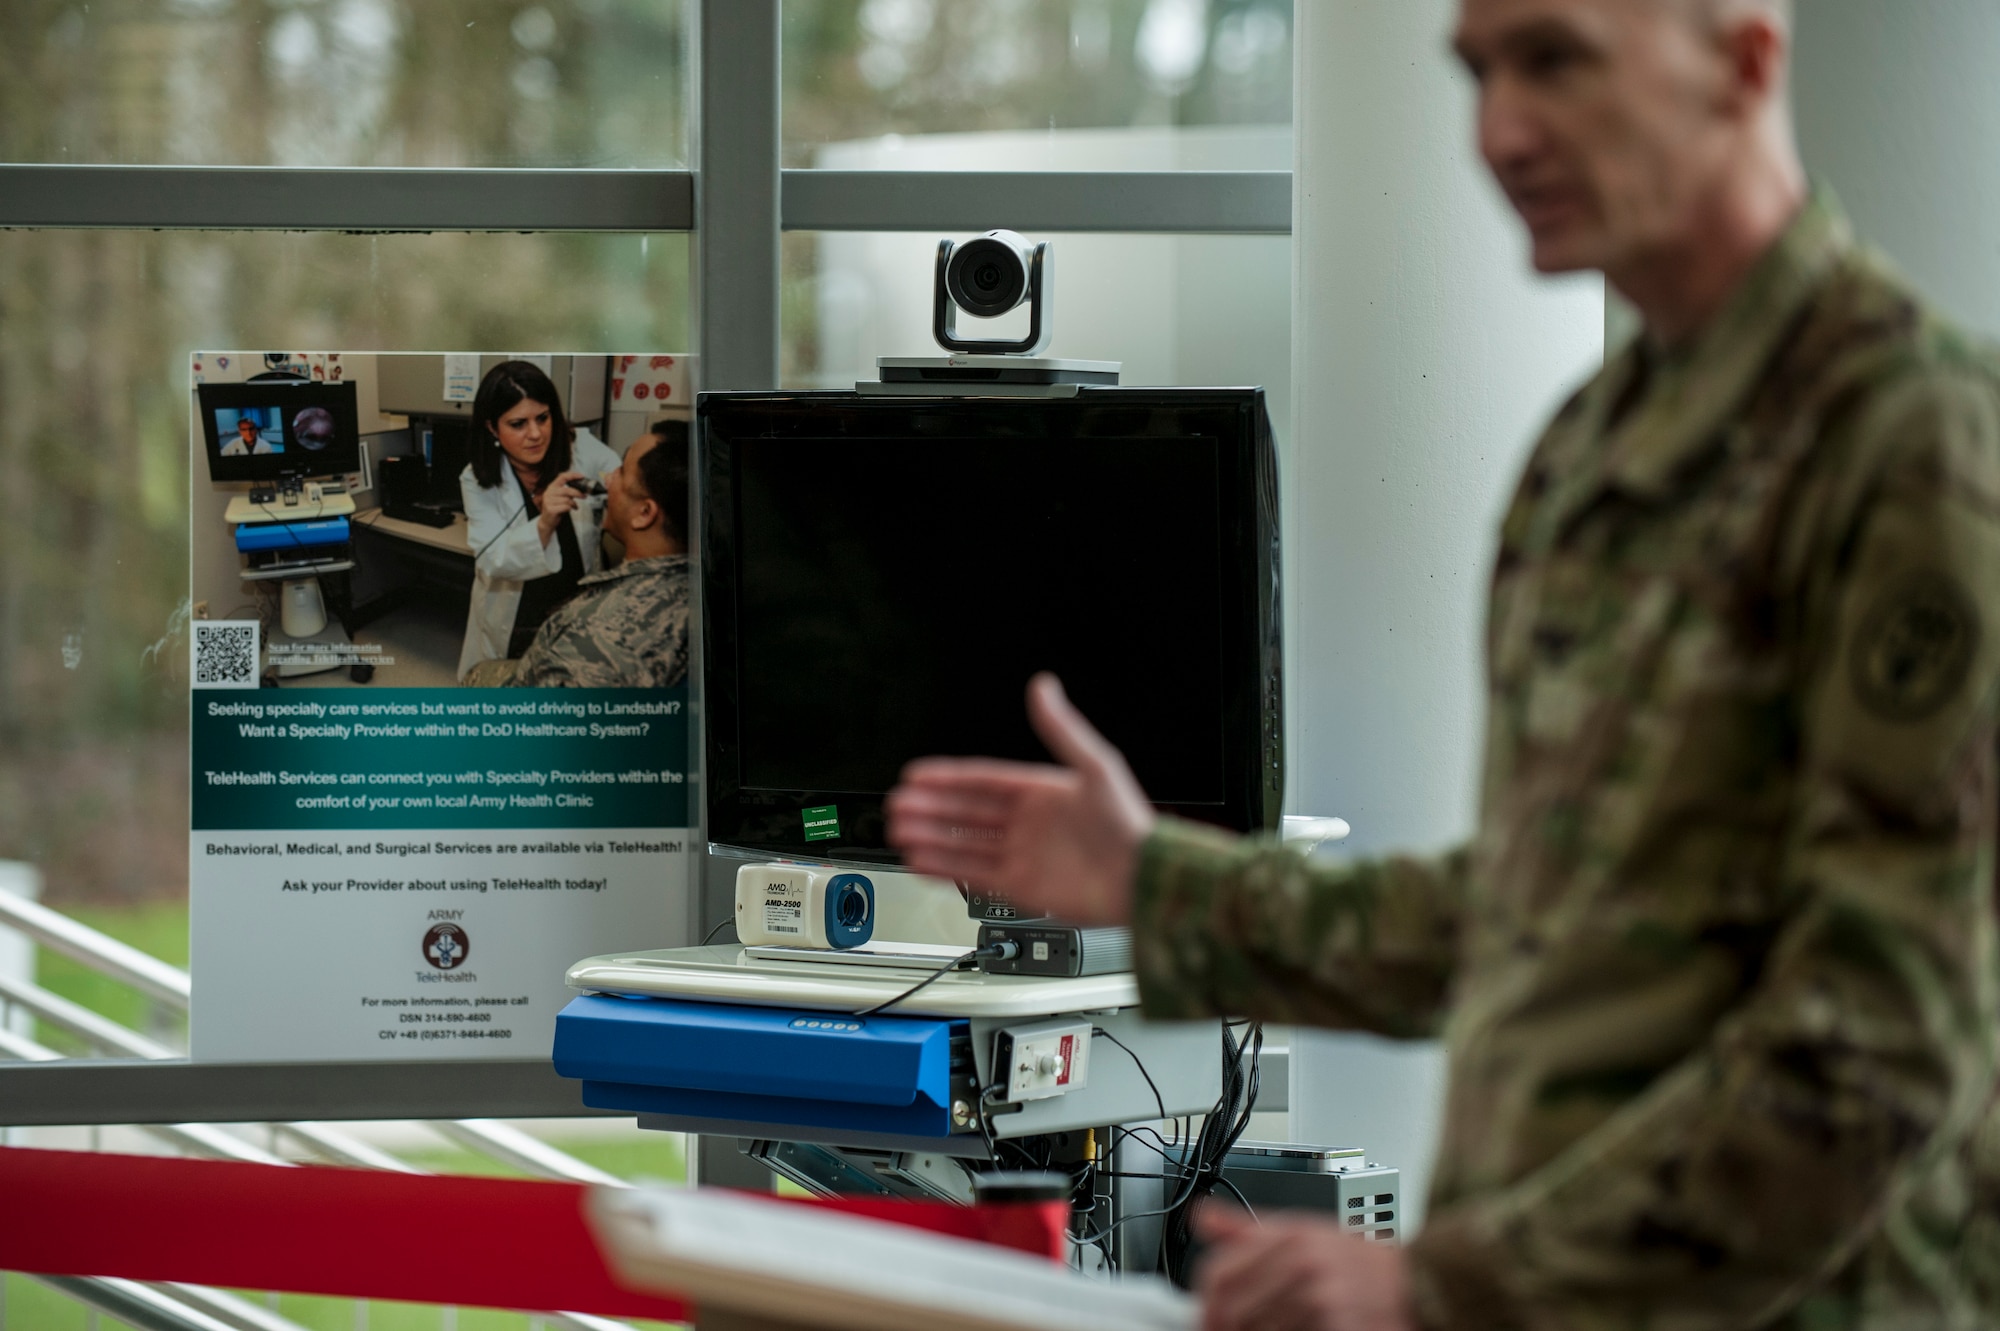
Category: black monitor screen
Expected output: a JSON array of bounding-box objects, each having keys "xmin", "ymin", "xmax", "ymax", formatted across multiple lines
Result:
[
  {"xmin": 737, "ymin": 435, "xmax": 1225, "ymax": 799},
  {"xmin": 703, "ymin": 390, "xmax": 1282, "ymax": 861},
  {"xmin": 198, "ymin": 381, "xmax": 362, "ymax": 484},
  {"xmin": 425, "ymin": 420, "xmax": 474, "ymax": 508}
]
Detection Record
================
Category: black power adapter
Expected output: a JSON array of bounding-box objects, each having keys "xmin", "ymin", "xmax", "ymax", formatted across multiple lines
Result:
[
  {"xmin": 962, "ymin": 888, "xmax": 1048, "ymax": 924},
  {"xmin": 975, "ymin": 923, "xmax": 1131, "ymax": 977}
]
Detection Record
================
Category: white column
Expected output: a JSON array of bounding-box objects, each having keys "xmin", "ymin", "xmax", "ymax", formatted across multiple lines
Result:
[
  {"xmin": 1793, "ymin": 1, "xmax": 2000, "ymax": 340},
  {"xmin": 1283, "ymin": 0, "xmax": 1604, "ymax": 1227}
]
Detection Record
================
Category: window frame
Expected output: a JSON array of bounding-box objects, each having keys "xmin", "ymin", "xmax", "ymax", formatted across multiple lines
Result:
[{"xmin": 0, "ymin": 0, "xmax": 1292, "ymax": 1125}]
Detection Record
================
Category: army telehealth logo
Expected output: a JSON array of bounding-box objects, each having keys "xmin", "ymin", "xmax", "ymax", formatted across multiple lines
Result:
[
  {"xmin": 1850, "ymin": 572, "xmax": 1980, "ymax": 723},
  {"xmin": 422, "ymin": 922, "xmax": 470, "ymax": 970}
]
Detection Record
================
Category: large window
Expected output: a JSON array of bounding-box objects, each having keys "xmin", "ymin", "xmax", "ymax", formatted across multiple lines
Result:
[
  {"xmin": 0, "ymin": 6, "xmax": 1291, "ymax": 1318},
  {"xmin": 0, "ymin": 0, "xmax": 1288, "ymax": 1122},
  {"xmin": 0, "ymin": 1, "xmax": 688, "ymax": 168},
  {"xmin": 783, "ymin": 0, "xmax": 1291, "ymax": 166},
  {"xmin": 0, "ymin": 229, "xmax": 688, "ymax": 920}
]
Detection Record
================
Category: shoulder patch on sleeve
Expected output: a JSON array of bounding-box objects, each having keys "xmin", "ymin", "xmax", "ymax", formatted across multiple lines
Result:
[{"xmin": 1848, "ymin": 571, "xmax": 1982, "ymax": 722}]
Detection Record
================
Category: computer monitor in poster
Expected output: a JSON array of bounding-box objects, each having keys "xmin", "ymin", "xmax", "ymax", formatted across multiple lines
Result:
[
  {"xmin": 198, "ymin": 381, "xmax": 362, "ymax": 484},
  {"xmin": 700, "ymin": 388, "xmax": 1284, "ymax": 863}
]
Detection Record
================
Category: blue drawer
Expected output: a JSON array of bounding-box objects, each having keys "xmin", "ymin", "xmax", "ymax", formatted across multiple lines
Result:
[
  {"xmin": 553, "ymin": 994, "xmax": 973, "ymax": 1138},
  {"xmin": 236, "ymin": 517, "xmax": 350, "ymax": 551}
]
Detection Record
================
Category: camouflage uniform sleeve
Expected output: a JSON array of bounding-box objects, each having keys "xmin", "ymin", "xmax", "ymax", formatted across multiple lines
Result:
[
  {"xmin": 513, "ymin": 568, "xmax": 687, "ymax": 689},
  {"xmin": 511, "ymin": 600, "xmax": 589, "ymax": 688},
  {"xmin": 1130, "ymin": 818, "xmax": 1468, "ymax": 1038},
  {"xmin": 462, "ymin": 656, "xmax": 519, "ymax": 688},
  {"xmin": 1406, "ymin": 367, "xmax": 2000, "ymax": 1331}
]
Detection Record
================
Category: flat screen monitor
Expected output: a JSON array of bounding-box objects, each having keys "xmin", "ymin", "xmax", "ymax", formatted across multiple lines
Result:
[
  {"xmin": 701, "ymin": 388, "xmax": 1283, "ymax": 863},
  {"xmin": 424, "ymin": 419, "xmax": 474, "ymax": 509},
  {"xmin": 198, "ymin": 381, "xmax": 362, "ymax": 484}
]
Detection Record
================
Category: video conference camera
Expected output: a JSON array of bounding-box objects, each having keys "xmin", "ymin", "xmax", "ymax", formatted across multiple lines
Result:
[
  {"xmin": 934, "ymin": 229, "xmax": 1054, "ymax": 357},
  {"xmin": 865, "ymin": 229, "xmax": 1118, "ymax": 392}
]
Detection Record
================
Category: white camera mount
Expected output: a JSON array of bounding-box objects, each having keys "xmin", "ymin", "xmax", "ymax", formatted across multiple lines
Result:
[{"xmin": 860, "ymin": 229, "xmax": 1121, "ymax": 396}]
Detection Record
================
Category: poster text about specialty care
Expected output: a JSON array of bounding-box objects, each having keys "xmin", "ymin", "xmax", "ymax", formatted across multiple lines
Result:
[{"xmin": 190, "ymin": 688, "xmax": 690, "ymax": 1063}]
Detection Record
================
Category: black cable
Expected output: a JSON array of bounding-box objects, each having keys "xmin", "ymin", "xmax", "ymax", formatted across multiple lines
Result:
[
  {"xmin": 1073, "ymin": 1143, "xmax": 1210, "ymax": 1249},
  {"xmin": 1069, "ymin": 1156, "xmax": 1103, "ymax": 1271},
  {"xmin": 471, "ymin": 496, "xmax": 533, "ymax": 564},
  {"xmin": 973, "ymin": 1082, "xmax": 1006, "ymax": 1165},
  {"xmin": 1094, "ymin": 1026, "xmax": 1167, "ymax": 1126},
  {"xmin": 701, "ymin": 917, "xmax": 735, "ymax": 946},
  {"xmin": 470, "ymin": 476, "xmax": 601, "ymax": 565},
  {"xmin": 1214, "ymin": 1175, "xmax": 1257, "ymax": 1217},
  {"xmin": 1156, "ymin": 1022, "xmax": 1264, "ymax": 1287},
  {"xmin": 1119, "ymin": 1110, "xmax": 1186, "ymax": 1154},
  {"xmin": 1117, "ymin": 1121, "xmax": 1191, "ymax": 1167},
  {"xmin": 254, "ymin": 494, "xmax": 326, "ymax": 536},
  {"xmin": 854, "ymin": 943, "xmax": 1007, "ymax": 1017},
  {"xmin": 249, "ymin": 495, "xmax": 333, "ymax": 570},
  {"xmin": 1167, "ymin": 1028, "xmax": 1247, "ymax": 1279}
]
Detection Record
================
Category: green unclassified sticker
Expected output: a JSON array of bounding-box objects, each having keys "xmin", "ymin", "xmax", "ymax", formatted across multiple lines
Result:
[{"xmin": 802, "ymin": 805, "xmax": 841, "ymax": 842}]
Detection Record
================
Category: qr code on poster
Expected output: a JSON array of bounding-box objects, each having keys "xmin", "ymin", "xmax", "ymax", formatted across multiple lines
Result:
[{"xmin": 192, "ymin": 620, "xmax": 261, "ymax": 688}]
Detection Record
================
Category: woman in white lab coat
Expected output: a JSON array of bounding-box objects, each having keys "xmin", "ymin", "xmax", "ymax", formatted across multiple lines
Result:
[{"xmin": 456, "ymin": 360, "xmax": 621, "ymax": 680}]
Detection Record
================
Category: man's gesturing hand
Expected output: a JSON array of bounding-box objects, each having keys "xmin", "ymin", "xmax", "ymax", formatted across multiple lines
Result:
[
  {"xmin": 884, "ymin": 673, "xmax": 1155, "ymax": 926},
  {"xmin": 1196, "ymin": 1205, "xmax": 1417, "ymax": 1331}
]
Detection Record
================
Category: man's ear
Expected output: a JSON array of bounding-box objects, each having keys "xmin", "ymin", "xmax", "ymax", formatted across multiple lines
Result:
[
  {"xmin": 1717, "ymin": 13, "xmax": 1787, "ymax": 113},
  {"xmin": 630, "ymin": 496, "xmax": 661, "ymax": 532}
]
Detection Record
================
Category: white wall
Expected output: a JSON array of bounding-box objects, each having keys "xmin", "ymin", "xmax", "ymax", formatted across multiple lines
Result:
[
  {"xmin": 1793, "ymin": 0, "xmax": 2000, "ymax": 340},
  {"xmin": 1284, "ymin": 0, "xmax": 1604, "ymax": 1227}
]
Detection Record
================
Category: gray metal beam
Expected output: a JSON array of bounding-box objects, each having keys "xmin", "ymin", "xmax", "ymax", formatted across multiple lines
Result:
[
  {"xmin": 0, "ymin": 165, "xmax": 1292, "ymax": 235},
  {"xmin": 0, "ymin": 165, "xmax": 695, "ymax": 231},
  {"xmin": 0, "ymin": 1058, "xmax": 612, "ymax": 1126},
  {"xmin": 782, "ymin": 170, "xmax": 1293, "ymax": 234},
  {"xmin": 691, "ymin": 0, "xmax": 782, "ymax": 1196},
  {"xmin": 694, "ymin": 0, "xmax": 781, "ymax": 389}
]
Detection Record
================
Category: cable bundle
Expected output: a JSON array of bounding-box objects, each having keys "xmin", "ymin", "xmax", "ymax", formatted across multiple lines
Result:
[
  {"xmin": 999, "ymin": 1020, "xmax": 1264, "ymax": 1280},
  {"xmin": 1158, "ymin": 1021, "xmax": 1262, "ymax": 1287}
]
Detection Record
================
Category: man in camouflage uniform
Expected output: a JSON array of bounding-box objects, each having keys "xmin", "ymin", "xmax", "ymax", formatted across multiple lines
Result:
[
  {"xmin": 467, "ymin": 422, "xmax": 690, "ymax": 689},
  {"xmin": 887, "ymin": 1, "xmax": 2000, "ymax": 1327}
]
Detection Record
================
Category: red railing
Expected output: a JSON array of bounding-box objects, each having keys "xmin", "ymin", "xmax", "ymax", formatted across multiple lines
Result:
[{"xmin": 0, "ymin": 1146, "xmax": 1068, "ymax": 1321}]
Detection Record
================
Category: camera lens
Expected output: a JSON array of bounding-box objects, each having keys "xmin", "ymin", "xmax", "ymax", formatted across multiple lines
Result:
[
  {"xmin": 836, "ymin": 883, "xmax": 869, "ymax": 928},
  {"xmin": 946, "ymin": 236, "xmax": 1029, "ymax": 318}
]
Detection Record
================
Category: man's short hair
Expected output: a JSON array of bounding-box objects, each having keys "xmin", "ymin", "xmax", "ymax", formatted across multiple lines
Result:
[
  {"xmin": 637, "ymin": 419, "xmax": 690, "ymax": 544},
  {"xmin": 1682, "ymin": 0, "xmax": 1791, "ymax": 30}
]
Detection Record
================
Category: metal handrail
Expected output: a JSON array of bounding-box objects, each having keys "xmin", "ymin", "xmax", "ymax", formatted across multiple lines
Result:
[
  {"xmin": 0, "ymin": 902, "xmax": 644, "ymax": 1331},
  {"xmin": 151, "ymin": 1282, "xmax": 319, "ymax": 1331},
  {"xmin": 154, "ymin": 1120, "xmax": 289, "ymax": 1166},
  {"xmin": 0, "ymin": 972, "xmax": 176, "ymax": 1058},
  {"xmin": 0, "ymin": 1022, "xmax": 632, "ymax": 1331},
  {"xmin": 0, "ymin": 960, "xmax": 625, "ymax": 1187},
  {"xmin": 276, "ymin": 1121, "xmax": 422, "ymax": 1174},
  {"xmin": 0, "ymin": 910, "xmax": 623, "ymax": 1178},
  {"xmin": 0, "ymin": 1025, "xmax": 55, "ymax": 1062},
  {"xmin": 432, "ymin": 1118, "xmax": 627, "ymax": 1188},
  {"xmin": 1, "ymin": 1033, "xmax": 314, "ymax": 1328},
  {"xmin": 32, "ymin": 1276, "xmax": 255, "ymax": 1331},
  {"xmin": 0, "ymin": 889, "xmax": 189, "ymax": 1009}
]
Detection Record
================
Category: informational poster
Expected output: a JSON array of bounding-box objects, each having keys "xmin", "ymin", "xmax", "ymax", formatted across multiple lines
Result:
[
  {"xmin": 187, "ymin": 351, "xmax": 694, "ymax": 1062},
  {"xmin": 441, "ymin": 353, "xmax": 480, "ymax": 403}
]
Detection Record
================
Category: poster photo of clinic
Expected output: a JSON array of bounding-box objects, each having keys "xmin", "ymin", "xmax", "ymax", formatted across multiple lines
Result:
[{"xmin": 190, "ymin": 352, "xmax": 691, "ymax": 692}]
